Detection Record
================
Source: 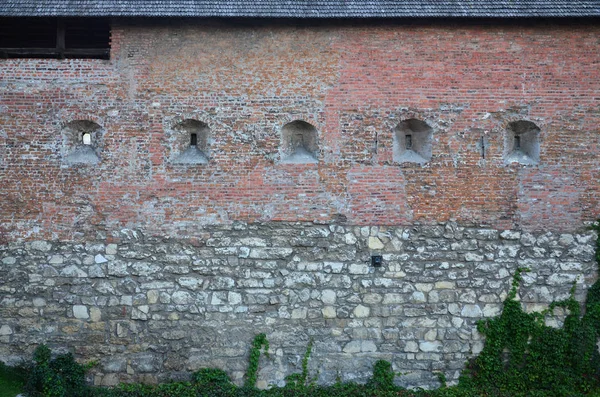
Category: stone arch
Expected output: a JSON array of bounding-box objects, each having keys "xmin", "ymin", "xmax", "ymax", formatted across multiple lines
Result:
[
  {"xmin": 393, "ymin": 119, "xmax": 433, "ymax": 164},
  {"xmin": 63, "ymin": 120, "xmax": 103, "ymax": 165},
  {"xmin": 280, "ymin": 120, "xmax": 318, "ymax": 164},
  {"xmin": 504, "ymin": 120, "xmax": 540, "ymax": 165}
]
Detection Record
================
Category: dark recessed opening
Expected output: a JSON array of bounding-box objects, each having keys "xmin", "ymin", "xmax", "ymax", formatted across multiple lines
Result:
[
  {"xmin": 293, "ymin": 133, "xmax": 304, "ymax": 148},
  {"xmin": 405, "ymin": 134, "xmax": 413, "ymax": 150},
  {"xmin": 172, "ymin": 119, "xmax": 209, "ymax": 164},
  {"xmin": 480, "ymin": 136, "xmax": 487, "ymax": 159},
  {"xmin": 393, "ymin": 119, "xmax": 433, "ymax": 164},
  {"xmin": 64, "ymin": 120, "xmax": 102, "ymax": 165},
  {"xmin": 281, "ymin": 120, "xmax": 318, "ymax": 164},
  {"xmin": 371, "ymin": 255, "xmax": 383, "ymax": 267},
  {"xmin": 505, "ymin": 120, "xmax": 540, "ymax": 165},
  {"xmin": 0, "ymin": 17, "xmax": 110, "ymax": 59}
]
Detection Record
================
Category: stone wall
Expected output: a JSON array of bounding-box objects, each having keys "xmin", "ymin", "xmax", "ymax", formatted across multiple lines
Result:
[
  {"xmin": 1, "ymin": 17, "xmax": 599, "ymax": 391},
  {"xmin": 1, "ymin": 222, "xmax": 596, "ymax": 389}
]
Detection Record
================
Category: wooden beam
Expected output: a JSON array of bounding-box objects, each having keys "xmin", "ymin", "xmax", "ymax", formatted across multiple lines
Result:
[{"xmin": 0, "ymin": 48, "xmax": 109, "ymax": 58}]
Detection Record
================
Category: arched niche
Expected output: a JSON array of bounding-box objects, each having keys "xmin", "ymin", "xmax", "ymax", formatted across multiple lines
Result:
[
  {"xmin": 393, "ymin": 119, "xmax": 433, "ymax": 164},
  {"xmin": 63, "ymin": 120, "xmax": 103, "ymax": 165},
  {"xmin": 280, "ymin": 120, "xmax": 318, "ymax": 164},
  {"xmin": 171, "ymin": 119, "xmax": 209, "ymax": 164},
  {"xmin": 504, "ymin": 120, "xmax": 540, "ymax": 165}
]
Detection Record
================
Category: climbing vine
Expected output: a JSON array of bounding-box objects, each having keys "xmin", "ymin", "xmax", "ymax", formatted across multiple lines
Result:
[
  {"xmin": 244, "ymin": 332, "xmax": 270, "ymax": 389},
  {"xmin": 284, "ymin": 337, "xmax": 316, "ymax": 390},
  {"xmin": 462, "ymin": 221, "xmax": 600, "ymax": 396}
]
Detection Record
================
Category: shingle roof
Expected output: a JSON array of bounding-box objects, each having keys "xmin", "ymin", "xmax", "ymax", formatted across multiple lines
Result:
[{"xmin": 1, "ymin": 0, "xmax": 599, "ymax": 18}]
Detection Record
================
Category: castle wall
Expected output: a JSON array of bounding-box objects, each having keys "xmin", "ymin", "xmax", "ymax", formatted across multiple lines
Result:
[
  {"xmin": 1, "ymin": 19, "xmax": 599, "ymax": 388},
  {"xmin": 1, "ymin": 20, "xmax": 599, "ymax": 241}
]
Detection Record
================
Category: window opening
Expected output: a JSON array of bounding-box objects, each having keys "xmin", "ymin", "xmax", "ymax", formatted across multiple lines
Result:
[
  {"xmin": 0, "ymin": 17, "xmax": 110, "ymax": 59},
  {"xmin": 63, "ymin": 120, "xmax": 102, "ymax": 165},
  {"xmin": 481, "ymin": 136, "xmax": 486, "ymax": 159},
  {"xmin": 293, "ymin": 133, "xmax": 304, "ymax": 149},
  {"xmin": 171, "ymin": 119, "xmax": 209, "ymax": 164},
  {"xmin": 405, "ymin": 134, "xmax": 413, "ymax": 150},
  {"xmin": 280, "ymin": 120, "xmax": 318, "ymax": 164},
  {"xmin": 504, "ymin": 120, "xmax": 540, "ymax": 166},
  {"xmin": 393, "ymin": 119, "xmax": 433, "ymax": 164}
]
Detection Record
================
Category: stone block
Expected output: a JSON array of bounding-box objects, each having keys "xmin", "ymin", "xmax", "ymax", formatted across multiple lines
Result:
[
  {"xmin": 73, "ymin": 305, "xmax": 89, "ymax": 319},
  {"xmin": 353, "ymin": 305, "xmax": 370, "ymax": 318}
]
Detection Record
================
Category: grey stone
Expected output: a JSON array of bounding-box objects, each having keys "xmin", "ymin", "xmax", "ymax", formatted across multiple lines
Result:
[
  {"xmin": 172, "ymin": 291, "xmax": 194, "ymax": 305},
  {"xmin": 0, "ymin": 325, "xmax": 13, "ymax": 335},
  {"xmin": 103, "ymin": 357, "xmax": 127, "ymax": 373},
  {"xmin": 410, "ymin": 291, "xmax": 427, "ymax": 303},
  {"xmin": 228, "ymin": 292, "xmax": 242, "ymax": 305},
  {"xmin": 90, "ymin": 307, "xmax": 102, "ymax": 322},
  {"xmin": 284, "ymin": 273, "xmax": 315, "ymax": 288},
  {"xmin": 353, "ymin": 305, "xmax": 370, "ymax": 318},
  {"xmin": 209, "ymin": 277, "xmax": 235, "ymax": 290},
  {"xmin": 100, "ymin": 374, "xmax": 120, "ymax": 386},
  {"xmin": 89, "ymin": 265, "xmax": 106, "ymax": 278},
  {"xmin": 147, "ymin": 290, "xmax": 159, "ymax": 304},
  {"xmin": 48, "ymin": 255, "xmax": 64, "ymax": 264},
  {"xmin": 547, "ymin": 273, "xmax": 577, "ymax": 285},
  {"xmin": 248, "ymin": 248, "xmax": 293, "ymax": 259},
  {"xmin": 30, "ymin": 241, "xmax": 52, "ymax": 252},
  {"xmin": 343, "ymin": 341, "xmax": 361, "ymax": 353},
  {"xmin": 291, "ymin": 308, "xmax": 307, "ymax": 319},
  {"xmin": 108, "ymin": 261, "xmax": 129, "ymax": 276},
  {"xmin": 73, "ymin": 305, "xmax": 89, "ymax": 319},
  {"xmin": 321, "ymin": 289, "xmax": 336, "ymax": 304},
  {"xmin": 33, "ymin": 298, "xmax": 46, "ymax": 307},
  {"xmin": 500, "ymin": 230, "xmax": 521, "ymax": 240},
  {"xmin": 461, "ymin": 304, "xmax": 483, "ymax": 318},
  {"xmin": 60, "ymin": 265, "xmax": 88, "ymax": 278},
  {"xmin": 131, "ymin": 262, "xmax": 161, "ymax": 276},
  {"xmin": 322, "ymin": 306, "xmax": 336, "ymax": 318},
  {"xmin": 420, "ymin": 341, "xmax": 442, "ymax": 352},
  {"xmin": 368, "ymin": 237, "xmax": 384, "ymax": 249},
  {"xmin": 131, "ymin": 307, "xmax": 148, "ymax": 320},
  {"xmin": 464, "ymin": 252, "xmax": 484, "ymax": 262},
  {"xmin": 106, "ymin": 244, "xmax": 118, "ymax": 255},
  {"xmin": 94, "ymin": 280, "xmax": 116, "ymax": 294},
  {"xmin": 141, "ymin": 281, "xmax": 175, "ymax": 290},
  {"xmin": 132, "ymin": 354, "xmax": 156, "ymax": 373},
  {"xmin": 349, "ymin": 263, "xmax": 370, "ymax": 274},
  {"xmin": 1, "ymin": 256, "xmax": 17, "ymax": 265}
]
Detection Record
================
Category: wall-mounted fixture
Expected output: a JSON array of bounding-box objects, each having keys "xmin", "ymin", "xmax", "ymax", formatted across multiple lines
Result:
[{"xmin": 371, "ymin": 255, "xmax": 383, "ymax": 267}]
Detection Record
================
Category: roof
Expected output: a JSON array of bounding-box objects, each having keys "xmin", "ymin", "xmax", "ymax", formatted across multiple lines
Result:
[{"xmin": 1, "ymin": 0, "xmax": 599, "ymax": 18}]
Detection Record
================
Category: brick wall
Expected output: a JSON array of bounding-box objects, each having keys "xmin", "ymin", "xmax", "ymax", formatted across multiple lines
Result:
[{"xmin": 1, "ymin": 19, "xmax": 599, "ymax": 241}]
